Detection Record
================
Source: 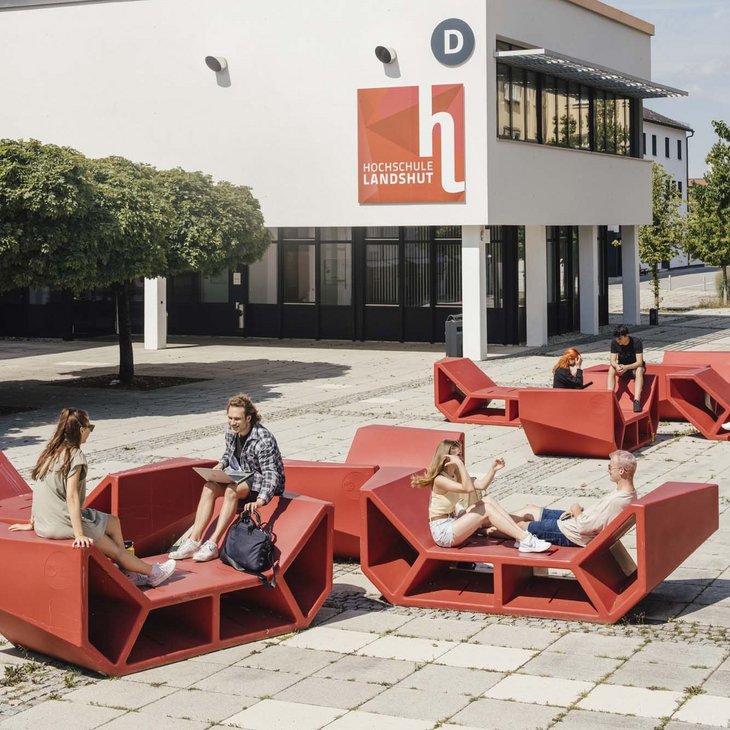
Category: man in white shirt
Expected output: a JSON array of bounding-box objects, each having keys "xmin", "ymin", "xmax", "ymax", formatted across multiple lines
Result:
[{"xmin": 509, "ymin": 450, "xmax": 637, "ymax": 548}]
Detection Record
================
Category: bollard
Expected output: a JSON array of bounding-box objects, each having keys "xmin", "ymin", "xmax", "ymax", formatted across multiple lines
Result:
[{"xmin": 667, "ymin": 274, "xmax": 672, "ymax": 291}]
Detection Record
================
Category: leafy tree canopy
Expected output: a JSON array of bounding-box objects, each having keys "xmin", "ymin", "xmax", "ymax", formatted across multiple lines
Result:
[{"xmin": 639, "ymin": 162, "xmax": 684, "ymax": 309}]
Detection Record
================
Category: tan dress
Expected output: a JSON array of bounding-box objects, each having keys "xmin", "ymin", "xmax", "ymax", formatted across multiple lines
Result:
[{"xmin": 32, "ymin": 449, "xmax": 109, "ymax": 540}]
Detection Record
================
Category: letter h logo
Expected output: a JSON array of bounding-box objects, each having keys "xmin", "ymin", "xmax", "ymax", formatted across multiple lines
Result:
[{"xmin": 358, "ymin": 84, "xmax": 465, "ymax": 204}]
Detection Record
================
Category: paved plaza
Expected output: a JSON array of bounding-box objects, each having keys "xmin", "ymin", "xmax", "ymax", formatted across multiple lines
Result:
[{"xmin": 1, "ymin": 286, "xmax": 729, "ymax": 729}]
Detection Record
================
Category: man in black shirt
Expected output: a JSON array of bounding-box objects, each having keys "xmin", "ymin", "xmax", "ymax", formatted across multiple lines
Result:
[{"xmin": 608, "ymin": 324, "xmax": 645, "ymax": 412}]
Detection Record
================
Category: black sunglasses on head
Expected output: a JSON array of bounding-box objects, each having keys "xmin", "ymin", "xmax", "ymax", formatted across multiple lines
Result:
[{"xmin": 86, "ymin": 423, "xmax": 96, "ymax": 432}]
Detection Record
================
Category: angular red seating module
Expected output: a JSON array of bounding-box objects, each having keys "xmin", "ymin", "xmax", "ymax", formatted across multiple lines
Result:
[
  {"xmin": 519, "ymin": 368, "xmax": 658, "ymax": 458},
  {"xmin": 434, "ymin": 357, "xmax": 521, "ymax": 426},
  {"xmin": 0, "ymin": 456, "xmax": 333, "ymax": 675},
  {"xmin": 360, "ymin": 474, "xmax": 718, "ymax": 623},
  {"xmin": 285, "ymin": 425, "xmax": 465, "ymax": 559},
  {"xmin": 663, "ymin": 350, "xmax": 730, "ymax": 381},
  {"xmin": 667, "ymin": 366, "xmax": 730, "ymax": 441}
]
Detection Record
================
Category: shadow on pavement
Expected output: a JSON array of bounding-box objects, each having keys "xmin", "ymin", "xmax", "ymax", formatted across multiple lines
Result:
[{"xmin": 0, "ymin": 358, "xmax": 351, "ymax": 450}]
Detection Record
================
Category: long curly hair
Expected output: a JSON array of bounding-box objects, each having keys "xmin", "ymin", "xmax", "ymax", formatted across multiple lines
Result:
[
  {"xmin": 552, "ymin": 347, "xmax": 581, "ymax": 375},
  {"xmin": 31, "ymin": 408, "xmax": 89, "ymax": 481},
  {"xmin": 411, "ymin": 439, "xmax": 461, "ymax": 489}
]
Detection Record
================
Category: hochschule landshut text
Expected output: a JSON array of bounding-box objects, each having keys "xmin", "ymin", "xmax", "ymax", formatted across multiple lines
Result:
[{"xmin": 362, "ymin": 160, "xmax": 434, "ymax": 185}]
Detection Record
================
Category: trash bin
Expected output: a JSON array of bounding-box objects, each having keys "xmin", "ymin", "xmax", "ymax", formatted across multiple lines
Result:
[
  {"xmin": 649, "ymin": 308, "xmax": 658, "ymax": 326},
  {"xmin": 445, "ymin": 314, "xmax": 463, "ymax": 357}
]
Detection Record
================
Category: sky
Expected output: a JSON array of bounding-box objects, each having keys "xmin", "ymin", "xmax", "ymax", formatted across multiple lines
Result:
[{"xmin": 609, "ymin": 0, "xmax": 729, "ymax": 178}]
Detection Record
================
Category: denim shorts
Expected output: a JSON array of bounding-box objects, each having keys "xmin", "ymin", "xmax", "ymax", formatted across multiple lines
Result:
[
  {"xmin": 430, "ymin": 517, "xmax": 457, "ymax": 547},
  {"xmin": 527, "ymin": 508, "xmax": 579, "ymax": 547}
]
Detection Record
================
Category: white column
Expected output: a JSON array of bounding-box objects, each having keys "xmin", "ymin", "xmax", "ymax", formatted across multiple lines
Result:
[
  {"xmin": 461, "ymin": 225, "xmax": 488, "ymax": 361},
  {"xmin": 578, "ymin": 225, "xmax": 599, "ymax": 335},
  {"xmin": 144, "ymin": 277, "xmax": 167, "ymax": 350},
  {"xmin": 620, "ymin": 225, "xmax": 641, "ymax": 325},
  {"xmin": 525, "ymin": 225, "xmax": 548, "ymax": 347}
]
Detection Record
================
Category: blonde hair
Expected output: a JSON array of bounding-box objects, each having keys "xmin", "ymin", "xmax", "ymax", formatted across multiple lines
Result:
[
  {"xmin": 411, "ymin": 440, "xmax": 461, "ymax": 489},
  {"xmin": 32, "ymin": 408, "xmax": 89, "ymax": 481},
  {"xmin": 552, "ymin": 347, "xmax": 581, "ymax": 375}
]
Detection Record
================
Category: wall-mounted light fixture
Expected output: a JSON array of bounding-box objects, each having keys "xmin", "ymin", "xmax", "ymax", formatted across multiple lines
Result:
[
  {"xmin": 205, "ymin": 56, "xmax": 228, "ymax": 72},
  {"xmin": 374, "ymin": 46, "xmax": 397, "ymax": 64}
]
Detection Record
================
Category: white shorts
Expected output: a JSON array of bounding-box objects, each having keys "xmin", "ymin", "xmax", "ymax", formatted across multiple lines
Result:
[{"xmin": 430, "ymin": 516, "xmax": 457, "ymax": 547}]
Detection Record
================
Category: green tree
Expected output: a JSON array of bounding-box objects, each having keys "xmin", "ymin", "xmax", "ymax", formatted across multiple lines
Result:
[
  {"xmin": 639, "ymin": 162, "xmax": 684, "ymax": 310},
  {"xmin": 89, "ymin": 156, "xmax": 172, "ymax": 383},
  {"xmin": 686, "ymin": 120, "xmax": 730, "ymax": 304},
  {"xmin": 0, "ymin": 139, "xmax": 271, "ymax": 384},
  {"xmin": 0, "ymin": 139, "xmax": 101, "ymax": 292}
]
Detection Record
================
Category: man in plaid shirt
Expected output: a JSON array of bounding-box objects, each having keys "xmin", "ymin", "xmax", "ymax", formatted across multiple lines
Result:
[{"xmin": 170, "ymin": 394, "xmax": 285, "ymax": 562}]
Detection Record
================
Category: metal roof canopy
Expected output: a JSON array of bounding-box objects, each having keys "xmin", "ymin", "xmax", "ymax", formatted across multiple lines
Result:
[{"xmin": 495, "ymin": 48, "xmax": 687, "ymax": 99}]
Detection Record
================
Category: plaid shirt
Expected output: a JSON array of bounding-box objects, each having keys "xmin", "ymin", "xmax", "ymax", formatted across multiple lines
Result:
[{"xmin": 220, "ymin": 423, "xmax": 285, "ymax": 504}]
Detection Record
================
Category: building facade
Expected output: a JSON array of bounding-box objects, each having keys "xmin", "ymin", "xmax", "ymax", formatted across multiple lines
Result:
[{"xmin": 0, "ymin": 0, "xmax": 685, "ymax": 356}]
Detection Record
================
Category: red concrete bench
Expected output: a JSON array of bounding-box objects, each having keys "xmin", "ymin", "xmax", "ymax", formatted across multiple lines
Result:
[
  {"xmin": 0, "ymin": 457, "xmax": 333, "ymax": 676},
  {"xmin": 360, "ymin": 475, "xmax": 718, "ymax": 623},
  {"xmin": 667, "ymin": 366, "xmax": 730, "ymax": 441},
  {"xmin": 434, "ymin": 357, "xmax": 521, "ymax": 426},
  {"xmin": 285, "ymin": 425, "xmax": 465, "ymax": 559},
  {"xmin": 0, "ymin": 451, "xmax": 33, "ymax": 524},
  {"xmin": 663, "ymin": 351, "xmax": 730, "ymax": 381},
  {"xmin": 518, "ymin": 371, "xmax": 659, "ymax": 458}
]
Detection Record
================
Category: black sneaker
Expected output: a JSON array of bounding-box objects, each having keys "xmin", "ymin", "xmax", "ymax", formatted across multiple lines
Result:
[{"xmin": 633, "ymin": 399, "xmax": 641, "ymax": 413}]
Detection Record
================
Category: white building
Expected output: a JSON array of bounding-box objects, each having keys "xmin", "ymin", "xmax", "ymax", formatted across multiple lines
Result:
[
  {"xmin": 642, "ymin": 107, "xmax": 696, "ymax": 270},
  {"xmin": 0, "ymin": 0, "xmax": 685, "ymax": 356}
]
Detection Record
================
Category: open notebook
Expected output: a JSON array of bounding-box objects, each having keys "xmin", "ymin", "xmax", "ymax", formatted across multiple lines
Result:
[{"xmin": 192, "ymin": 467, "xmax": 253, "ymax": 485}]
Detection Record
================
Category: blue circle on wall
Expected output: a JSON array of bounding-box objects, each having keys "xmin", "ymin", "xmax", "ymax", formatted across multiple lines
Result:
[{"xmin": 431, "ymin": 18, "xmax": 475, "ymax": 66}]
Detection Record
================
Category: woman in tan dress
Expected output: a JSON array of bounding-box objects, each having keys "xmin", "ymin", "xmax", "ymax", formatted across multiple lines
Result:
[{"xmin": 9, "ymin": 408, "xmax": 176, "ymax": 588}]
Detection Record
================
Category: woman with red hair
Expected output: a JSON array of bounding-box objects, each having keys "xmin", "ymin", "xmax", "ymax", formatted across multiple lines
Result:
[{"xmin": 552, "ymin": 347, "xmax": 584, "ymax": 389}]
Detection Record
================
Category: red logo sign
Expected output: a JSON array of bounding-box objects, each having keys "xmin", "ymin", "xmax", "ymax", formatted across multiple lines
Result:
[{"xmin": 358, "ymin": 84, "xmax": 465, "ymax": 204}]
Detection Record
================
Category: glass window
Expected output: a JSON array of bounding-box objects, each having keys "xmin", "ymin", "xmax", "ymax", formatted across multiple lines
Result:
[
  {"xmin": 168, "ymin": 273, "xmax": 196, "ymax": 303},
  {"xmin": 248, "ymin": 244, "xmax": 277, "ymax": 304},
  {"xmin": 542, "ymin": 76, "xmax": 559, "ymax": 145},
  {"xmin": 497, "ymin": 63, "xmax": 511, "ymax": 138},
  {"xmin": 665, "ymin": 137, "xmax": 670, "ymax": 158},
  {"xmin": 320, "ymin": 227, "xmax": 352, "ymax": 241},
  {"xmin": 567, "ymin": 83, "xmax": 582, "ymax": 149},
  {"xmin": 677, "ymin": 139, "xmax": 683, "ymax": 160},
  {"xmin": 605, "ymin": 93, "xmax": 617, "ymax": 154},
  {"xmin": 517, "ymin": 227, "xmax": 526, "ymax": 309},
  {"xmin": 282, "ymin": 244, "xmax": 315, "ymax": 303},
  {"xmin": 281, "ymin": 227, "xmax": 315, "ymax": 240},
  {"xmin": 365, "ymin": 226, "xmax": 398, "ymax": 240},
  {"xmin": 201, "ymin": 270, "xmax": 229, "ymax": 303},
  {"xmin": 486, "ymin": 227, "xmax": 504, "ymax": 309},
  {"xmin": 556, "ymin": 80, "xmax": 570, "ymax": 146},
  {"xmin": 435, "ymin": 241, "xmax": 461, "ymax": 305},
  {"xmin": 320, "ymin": 243, "xmax": 352, "ymax": 305},
  {"xmin": 405, "ymin": 241, "xmax": 430, "ymax": 307},
  {"xmin": 366, "ymin": 244, "xmax": 398, "ymax": 305},
  {"xmin": 652, "ymin": 134, "xmax": 657, "ymax": 156},
  {"xmin": 524, "ymin": 71, "xmax": 538, "ymax": 143},
  {"xmin": 594, "ymin": 92, "xmax": 606, "ymax": 153},
  {"xmin": 510, "ymin": 67, "xmax": 525, "ymax": 141},
  {"xmin": 643, "ymin": 132, "xmax": 646, "ymax": 155}
]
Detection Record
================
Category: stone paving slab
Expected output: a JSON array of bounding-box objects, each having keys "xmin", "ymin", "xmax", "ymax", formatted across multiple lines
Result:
[
  {"xmin": 136, "ymin": 687, "xmax": 255, "ymax": 722},
  {"xmin": 357, "ymin": 686, "xmax": 471, "ymax": 722},
  {"xmin": 577, "ymin": 684, "xmax": 684, "ymax": 718},
  {"xmin": 448, "ymin": 697, "xmax": 562, "ymax": 730},
  {"xmin": 393, "ymin": 663, "xmax": 504, "ymax": 696},
  {"xmin": 226, "ymin": 698, "xmax": 344, "ymax": 730},
  {"xmin": 0, "ymin": 700, "xmax": 124, "ymax": 729}
]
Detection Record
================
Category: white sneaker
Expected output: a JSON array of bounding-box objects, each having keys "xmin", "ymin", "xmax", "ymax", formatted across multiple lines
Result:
[
  {"xmin": 147, "ymin": 559, "xmax": 176, "ymax": 587},
  {"xmin": 518, "ymin": 533, "xmax": 551, "ymax": 553},
  {"xmin": 169, "ymin": 537, "xmax": 201, "ymax": 559},
  {"xmin": 722, "ymin": 421, "xmax": 730, "ymax": 431},
  {"xmin": 123, "ymin": 570, "xmax": 148, "ymax": 586},
  {"xmin": 193, "ymin": 540, "xmax": 219, "ymax": 562}
]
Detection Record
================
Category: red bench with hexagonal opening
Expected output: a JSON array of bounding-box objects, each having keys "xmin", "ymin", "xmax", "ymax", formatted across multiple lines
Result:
[
  {"xmin": 517, "ymin": 367, "xmax": 660, "ymax": 458},
  {"xmin": 360, "ymin": 472, "xmax": 718, "ymax": 623},
  {"xmin": 284, "ymin": 425, "xmax": 465, "ymax": 559},
  {"xmin": 0, "ymin": 455, "xmax": 333, "ymax": 676},
  {"xmin": 434, "ymin": 357, "xmax": 521, "ymax": 425}
]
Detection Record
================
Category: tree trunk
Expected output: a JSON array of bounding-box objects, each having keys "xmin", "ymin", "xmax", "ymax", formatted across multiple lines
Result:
[
  {"xmin": 651, "ymin": 263, "xmax": 661, "ymax": 310},
  {"xmin": 115, "ymin": 280, "xmax": 134, "ymax": 384},
  {"xmin": 723, "ymin": 266, "xmax": 729, "ymax": 306}
]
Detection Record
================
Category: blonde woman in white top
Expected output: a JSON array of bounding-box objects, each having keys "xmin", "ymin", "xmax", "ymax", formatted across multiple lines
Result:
[{"xmin": 411, "ymin": 440, "xmax": 551, "ymax": 552}]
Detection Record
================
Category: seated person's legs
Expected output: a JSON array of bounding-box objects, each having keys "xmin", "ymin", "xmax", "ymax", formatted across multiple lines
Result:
[
  {"xmin": 169, "ymin": 480, "xmax": 226, "ymax": 559},
  {"xmin": 521, "ymin": 509, "xmax": 579, "ymax": 548}
]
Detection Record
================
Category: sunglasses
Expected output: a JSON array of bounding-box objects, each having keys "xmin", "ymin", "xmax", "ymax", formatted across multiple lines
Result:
[{"xmin": 85, "ymin": 423, "xmax": 96, "ymax": 432}]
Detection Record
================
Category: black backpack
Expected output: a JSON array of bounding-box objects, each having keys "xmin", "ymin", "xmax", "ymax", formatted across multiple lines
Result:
[{"xmin": 220, "ymin": 511, "xmax": 277, "ymax": 588}]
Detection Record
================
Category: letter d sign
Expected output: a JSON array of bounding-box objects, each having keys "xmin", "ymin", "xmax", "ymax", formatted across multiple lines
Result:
[{"xmin": 431, "ymin": 19, "xmax": 475, "ymax": 66}]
